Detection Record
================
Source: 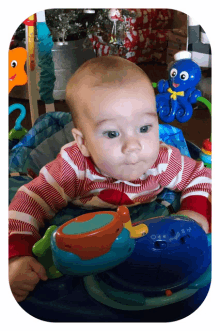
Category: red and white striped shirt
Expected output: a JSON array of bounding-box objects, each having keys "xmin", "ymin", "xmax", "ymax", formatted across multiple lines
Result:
[{"xmin": 9, "ymin": 141, "xmax": 211, "ymax": 259}]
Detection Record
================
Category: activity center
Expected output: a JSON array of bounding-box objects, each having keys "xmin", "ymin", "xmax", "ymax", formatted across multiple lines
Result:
[{"xmin": 9, "ymin": 9, "xmax": 212, "ymax": 322}]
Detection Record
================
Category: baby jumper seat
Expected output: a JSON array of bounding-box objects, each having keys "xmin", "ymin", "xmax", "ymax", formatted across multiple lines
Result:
[{"xmin": 9, "ymin": 112, "xmax": 211, "ymax": 322}]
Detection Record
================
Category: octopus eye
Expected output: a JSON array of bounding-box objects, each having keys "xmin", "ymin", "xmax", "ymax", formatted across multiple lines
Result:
[
  {"xmin": 11, "ymin": 60, "xmax": 17, "ymax": 68},
  {"xmin": 170, "ymin": 68, "xmax": 177, "ymax": 78},
  {"xmin": 180, "ymin": 71, "xmax": 189, "ymax": 81}
]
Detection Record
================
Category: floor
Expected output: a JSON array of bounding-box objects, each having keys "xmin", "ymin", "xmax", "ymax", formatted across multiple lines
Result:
[{"xmin": 9, "ymin": 62, "xmax": 211, "ymax": 149}]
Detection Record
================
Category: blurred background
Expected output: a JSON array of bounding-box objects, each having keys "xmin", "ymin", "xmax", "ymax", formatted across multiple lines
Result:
[{"xmin": 9, "ymin": 9, "xmax": 211, "ymax": 148}]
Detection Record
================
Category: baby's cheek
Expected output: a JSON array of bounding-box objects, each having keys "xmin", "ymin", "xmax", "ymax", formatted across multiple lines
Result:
[
  {"xmin": 145, "ymin": 139, "xmax": 159, "ymax": 164},
  {"xmin": 150, "ymin": 133, "xmax": 159, "ymax": 150},
  {"xmin": 102, "ymin": 141, "xmax": 120, "ymax": 157}
]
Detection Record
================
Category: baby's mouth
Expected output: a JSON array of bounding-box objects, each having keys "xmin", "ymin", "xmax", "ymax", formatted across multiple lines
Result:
[
  {"xmin": 125, "ymin": 161, "xmax": 139, "ymax": 166},
  {"xmin": 9, "ymin": 74, "xmax": 16, "ymax": 81},
  {"xmin": 172, "ymin": 82, "xmax": 179, "ymax": 88}
]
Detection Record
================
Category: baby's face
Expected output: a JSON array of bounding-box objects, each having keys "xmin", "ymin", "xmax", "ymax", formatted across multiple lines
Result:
[{"xmin": 77, "ymin": 79, "xmax": 159, "ymax": 181}]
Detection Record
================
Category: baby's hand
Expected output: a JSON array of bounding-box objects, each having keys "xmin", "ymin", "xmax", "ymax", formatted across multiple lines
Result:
[
  {"xmin": 175, "ymin": 210, "xmax": 209, "ymax": 234},
  {"xmin": 9, "ymin": 256, "xmax": 48, "ymax": 302}
]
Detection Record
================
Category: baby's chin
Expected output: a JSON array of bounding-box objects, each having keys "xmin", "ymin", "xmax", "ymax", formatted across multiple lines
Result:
[
  {"xmin": 113, "ymin": 171, "xmax": 143, "ymax": 182},
  {"xmin": 102, "ymin": 170, "xmax": 140, "ymax": 182},
  {"xmin": 101, "ymin": 163, "xmax": 151, "ymax": 182}
]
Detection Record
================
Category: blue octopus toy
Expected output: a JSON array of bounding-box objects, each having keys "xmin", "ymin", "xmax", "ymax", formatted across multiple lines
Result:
[{"xmin": 156, "ymin": 51, "xmax": 202, "ymax": 123}]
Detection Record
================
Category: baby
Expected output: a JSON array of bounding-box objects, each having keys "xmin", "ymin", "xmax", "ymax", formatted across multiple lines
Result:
[{"xmin": 9, "ymin": 56, "xmax": 211, "ymax": 302}]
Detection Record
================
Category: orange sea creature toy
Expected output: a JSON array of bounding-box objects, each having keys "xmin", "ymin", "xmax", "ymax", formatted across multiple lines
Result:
[{"xmin": 9, "ymin": 47, "xmax": 28, "ymax": 93}]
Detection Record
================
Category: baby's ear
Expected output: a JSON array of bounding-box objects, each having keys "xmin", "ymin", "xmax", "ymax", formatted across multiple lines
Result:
[{"xmin": 71, "ymin": 128, "xmax": 90, "ymax": 157}]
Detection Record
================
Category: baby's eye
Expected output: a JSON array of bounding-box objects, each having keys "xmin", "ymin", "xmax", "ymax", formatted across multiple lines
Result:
[
  {"xmin": 140, "ymin": 125, "xmax": 151, "ymax": 133},
  {"xmin": 103, "ymin": 131, "xmax": 119, "ymax": 139}
]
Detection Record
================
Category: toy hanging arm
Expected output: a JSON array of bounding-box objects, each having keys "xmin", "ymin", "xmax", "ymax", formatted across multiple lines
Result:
[
  {"xmin": 23, "ymin": 15, "xmax": 36, "ymax": 71},
  {"xmin": 8, "ymin": 48, "xmax": 28, "ymax": 142},
  {"xmin": 9, "ymin": 104, "xmax": 28, "ymax": 141},
  {"xmin": 24, "ymin": 14, "xmax": 39, "ymax": 126}
]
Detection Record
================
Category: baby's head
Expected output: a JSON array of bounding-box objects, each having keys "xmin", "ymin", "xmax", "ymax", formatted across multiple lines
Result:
[{"xmin": 66, "ymin": 56, "xmax": 159, "ymax": 181}]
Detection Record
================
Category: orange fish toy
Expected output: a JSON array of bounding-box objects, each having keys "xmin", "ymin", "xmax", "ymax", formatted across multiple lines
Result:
[{"xmin": 9, "ymin": 47, "xmax": 28, "ymax": 93}]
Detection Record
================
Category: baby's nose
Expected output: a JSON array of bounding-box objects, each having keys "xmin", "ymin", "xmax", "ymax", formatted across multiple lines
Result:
[{"xmin": 122, "ymin": 137, "xmax": 142, "ymax": 154}]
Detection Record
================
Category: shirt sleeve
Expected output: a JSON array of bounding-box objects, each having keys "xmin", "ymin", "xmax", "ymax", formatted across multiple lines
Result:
[
  {"xmin": 158, "ymin": 144, "xmax": 211, "ymax": 225},
  {"xmin": 9, "ymin": 148, "xmax": 80, "ymax": 259}
]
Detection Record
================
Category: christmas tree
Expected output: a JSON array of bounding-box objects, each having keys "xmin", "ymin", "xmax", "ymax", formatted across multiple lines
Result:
[{"xmin": 11, "ymin": 9, "xmax": 135, "ymax": 56}]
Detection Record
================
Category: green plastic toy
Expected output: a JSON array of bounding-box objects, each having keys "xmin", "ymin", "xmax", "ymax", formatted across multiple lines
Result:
[{"xmin": 32, "ymin": 225, "xmax": 63, "ymax": 279}]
